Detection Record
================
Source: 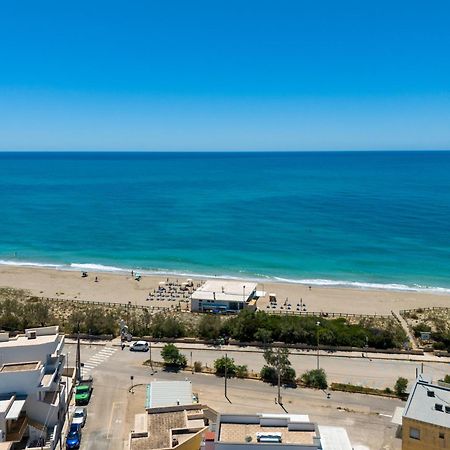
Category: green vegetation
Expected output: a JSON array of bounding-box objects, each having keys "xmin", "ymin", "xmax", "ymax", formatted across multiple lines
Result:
[
  {"xmin": 301, "ymin": 369, "xmax": 328, "ymax": 389},
  {"xmin": 161, "ymin": 343, "xmax": 187, "ymax": 369},
  {"xmin": 0, "ymin": 288, "xmax": 406, "ymax": 351},
  {"xmin": 193, "ymin": 361, "xmax": 203, "ymax": 372},
  {"xmin": 151, "ymin": 315, "xmax": 185, "ymax": 338},
  {"xmin": 403, "ymin": 308, "xmax": 450, "ymax": 352},
  {"xmin": 331, "ymin": 383, "xmax": 397, "ymax": 398},
  {"xmin": 394, "ymin": 377, "xmax": 408, "ymax": 397},
  {"xmin": 214, "ymin": 356, "xmax": 237, "ymax": 376},
  {"xmin": 222, "ymin": 310, "xmax": 406, "ymax": 349},
  {"xmin": 260, "ymin": 347, "xmax": 296, "ymax": 385},
  {"xmin": 197, "ymin": 315, "xmax": 222, "ymax": 340},
  {"xmin": 235, "ymin": 364, "xmax": 249, "ymax": 378}
]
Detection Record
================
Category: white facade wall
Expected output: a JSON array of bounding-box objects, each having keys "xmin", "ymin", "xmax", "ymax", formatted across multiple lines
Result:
[
  {"xmin": 0, "ymin": 337, "xmax": 63, "ymax": 365},
  {"xmin": 0, "ymin": 330, "xmax": 67, "ymax": 446},
  {"xmin": 0, "ymin": 369, "xmax": 43, "ymax": 395}
]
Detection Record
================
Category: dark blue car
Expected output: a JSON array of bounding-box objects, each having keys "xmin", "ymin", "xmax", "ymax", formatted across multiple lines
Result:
[{"xmin": 66, "ymin": 423, "xmax": 82, "ymax": 449}]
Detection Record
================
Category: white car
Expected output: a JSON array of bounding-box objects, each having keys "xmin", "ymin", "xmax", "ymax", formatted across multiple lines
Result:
[
  {"xmin": 130, "ymin": 341, "xmax": 149, "ymax": 352},
  {"xmin": 72, "ymin": 407, "xmax": 87, "ymax": 427}
]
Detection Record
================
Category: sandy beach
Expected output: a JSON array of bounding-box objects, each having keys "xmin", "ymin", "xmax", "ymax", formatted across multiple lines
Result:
[{"xmin": 0, "ymin": 265, "xmax": 449, "ymax": 315}]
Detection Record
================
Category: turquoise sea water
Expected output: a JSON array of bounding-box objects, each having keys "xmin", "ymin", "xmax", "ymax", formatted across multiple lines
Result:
[{"xmin": 0, "ymin": 151, "xmax": 449, "ymax": 292}]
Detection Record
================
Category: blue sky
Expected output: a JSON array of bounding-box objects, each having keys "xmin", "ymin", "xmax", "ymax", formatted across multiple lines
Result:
[{"xmin": 1, "ymin": 1, "xmax": 449, "ymax": 150}]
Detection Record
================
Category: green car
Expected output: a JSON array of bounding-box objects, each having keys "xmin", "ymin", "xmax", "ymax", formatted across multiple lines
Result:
[{"xmin": 75, "ymin": 385, "xmax": 92, "ymax": 406}]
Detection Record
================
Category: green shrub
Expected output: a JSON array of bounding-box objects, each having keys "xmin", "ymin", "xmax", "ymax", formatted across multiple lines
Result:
[
  {"xmin": 443, "ymin": 375, "xmax": 450, "ymax": 384},
  {"xmin": 394, "ymin": 377, "xmax": 408, "ymax": 397},
  {"xmin": 301, "ymin": 369, "xmax": 328, "ymax": 389},
  {"xmin": 197, "ymin": 315, "xmax": 222, "ymax": 340},
  {"xmin": 214, "ymin": 357, "xmax": 236, "ymax": 377},
  {"xmin": 161, "ymin": 344, "xmax": 187, "ymax": 369},
  {"xmin": 151, "ymin": 314, "xmax": 185, "ymax": 338},
  {"xmin": 235, "ymin": 365, "xmax": 248, "ymax": 378},
  {"xmin": 260, "ymin": 366, "xmax": 277, "ymax": 383},
  {"xmin": 193, "ymin": 361, "xmax": 203, "ymax": 372}
]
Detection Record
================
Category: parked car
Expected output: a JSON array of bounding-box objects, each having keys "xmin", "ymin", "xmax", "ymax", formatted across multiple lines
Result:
[
  {"xmin": 130, "ymin": 341, "xmax": 149, "ymax": 352},
  {"xmin": 66, "ymin": 423, "xmax": 82, "ymax": 449},
  {"xmin": 72, "ymin": 407, "xmax": 87, "ymax": 427},
  {"xmin": 75, "ymin": 382, "xmax": 93, "ymax": 406}
]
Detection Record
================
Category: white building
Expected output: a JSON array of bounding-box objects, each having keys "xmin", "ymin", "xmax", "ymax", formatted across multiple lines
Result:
[
  {"xmin": 215, "ymin": 413, "xmax": 352, "ymax": 450},
  {"xmin": 191, "ymin": 280, "xmax": 258, "ymax": 313},
  {"xmin": 0, "ymin": 326, "xmax": 72, "ymax": 450},
  {"xmin": 145, "ymin": 380, "xmax": 195, "ymax": 410}
]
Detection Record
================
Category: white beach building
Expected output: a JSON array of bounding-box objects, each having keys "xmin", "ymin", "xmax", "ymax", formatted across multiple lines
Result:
[
  {"xmin": 190, "ymin": 280, "xmax": 258, "ymax": 313},
  {"xmin": 0, "ymin": 326, "xmax": 72, "ymax": 450}
]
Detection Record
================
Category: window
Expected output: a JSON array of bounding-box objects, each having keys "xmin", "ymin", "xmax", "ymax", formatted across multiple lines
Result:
[
  {"xmin": 439, "ymin": 432, "xmax": 445, "ymax": 439},
  {"xmin": 409, "ymin": 427, "xmax": 420, "ymax": 440}
]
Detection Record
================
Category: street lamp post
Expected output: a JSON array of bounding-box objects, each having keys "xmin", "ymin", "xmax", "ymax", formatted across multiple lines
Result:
[
  {"xmin": 149, "ymin": 341, "xmax": 154, "ymax": 375},
  {"xmin": 316, "ymin": 321, "xmax": 321, "ymax": 370},
  {"xmin": 224, "ymin": 353, "xmax": 228, "ymax": 399}
]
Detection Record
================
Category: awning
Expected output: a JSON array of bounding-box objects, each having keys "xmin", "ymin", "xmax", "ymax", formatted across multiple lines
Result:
[{"xmin": 6, "ymin": 399, "xmax": 26, "ymax": 420}]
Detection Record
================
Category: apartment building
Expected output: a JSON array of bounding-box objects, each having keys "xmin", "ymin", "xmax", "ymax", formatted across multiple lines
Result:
[{"xmin": 0, "ymin": 326, "xmax": 72, "ymax": 450}]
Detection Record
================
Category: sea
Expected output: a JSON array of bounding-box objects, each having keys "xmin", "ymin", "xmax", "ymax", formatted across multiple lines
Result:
[{"xmin": 1, "ymin": 151, "xmax": 449, "ymax": 293}]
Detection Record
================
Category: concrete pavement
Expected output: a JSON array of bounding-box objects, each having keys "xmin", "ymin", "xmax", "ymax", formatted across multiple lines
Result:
[{"xmin": 64, "ymin": 342, "xmax": 409, "ymax": 449}]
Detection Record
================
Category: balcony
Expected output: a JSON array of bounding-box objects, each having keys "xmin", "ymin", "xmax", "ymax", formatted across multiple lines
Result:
[{"xmin": 6, "ymin": 414, "xmax": 28, "ymax": 442}]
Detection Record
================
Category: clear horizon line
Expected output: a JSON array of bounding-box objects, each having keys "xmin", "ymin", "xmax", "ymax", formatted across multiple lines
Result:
[{"xmin": 0, "ymin": 149, "xmax": 450, "ymax": 153}]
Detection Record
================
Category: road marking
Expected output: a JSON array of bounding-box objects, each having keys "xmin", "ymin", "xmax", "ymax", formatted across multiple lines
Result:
[
  {"xmin": 100, "ymin": 348, "xmax": 117, "ymax": 353},
  {"xmin": 89, "ymin": 356, "xmax": 108, "ymax": 362},
  {"xmin": 107, "ymin": 402, "xmax": 126, "ymax": 439},
  {"xmin": 379, "ymin": 413, "xmax": 392, "ymax": 418}
]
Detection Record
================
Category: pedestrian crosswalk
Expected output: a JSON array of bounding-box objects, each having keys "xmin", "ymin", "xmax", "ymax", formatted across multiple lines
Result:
[{"xmin": 82, "ymin": 347, "xmax": 117, "ymax": 375}]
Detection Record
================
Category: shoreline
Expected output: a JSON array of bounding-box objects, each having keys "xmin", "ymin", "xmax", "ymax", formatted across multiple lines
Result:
[
  {"xmin": 0, "ymin": 259, "xmax": 449, "ymax": 295},
  {"xmin": 1, "ymin": 264, "xmax": 450, "ymax": 315}
]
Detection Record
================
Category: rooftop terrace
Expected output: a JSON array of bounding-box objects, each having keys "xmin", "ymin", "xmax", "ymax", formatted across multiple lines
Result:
[
  {"xmin": 0, "ymin": 361, "xmax": 41, "ymax": 373},
  {"xmin": 130, "ymin": 406, "xmax": 207, "ymax": 450}
]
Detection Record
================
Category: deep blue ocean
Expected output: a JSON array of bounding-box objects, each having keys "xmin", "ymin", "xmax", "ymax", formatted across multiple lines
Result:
[{"xmin": 1, "ymin": 151, "xmax": 449, "ymax": 292}]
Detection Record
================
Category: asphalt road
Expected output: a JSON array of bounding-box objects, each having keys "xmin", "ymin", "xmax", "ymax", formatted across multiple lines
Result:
[
  {"xmin": 137, "ymin": 342, "xmax": 448, "ymax": 389},
  {"xmin": 63, "ymin": 341, "xmax": 419, "ymax": 450}
]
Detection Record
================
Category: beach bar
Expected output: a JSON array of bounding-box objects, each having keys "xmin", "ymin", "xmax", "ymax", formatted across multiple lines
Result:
[{"xmin": 190, "ymin": 280, "xmax": 258, "ymax": 313}]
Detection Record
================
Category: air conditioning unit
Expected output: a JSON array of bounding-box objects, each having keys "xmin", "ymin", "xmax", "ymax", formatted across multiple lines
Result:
[
  {"xmin": 256, "ymin": 433, "xmax": 282, "ymax": 443},
  {"xmin": 27, "ymin": 330, "xmax": 37, "ymax": 339}
]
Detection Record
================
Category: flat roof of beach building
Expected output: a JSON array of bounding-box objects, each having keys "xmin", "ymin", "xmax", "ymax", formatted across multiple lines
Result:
[{"xmin": 191, "ymin": 280, "xmax": 257, "ymax": 303}]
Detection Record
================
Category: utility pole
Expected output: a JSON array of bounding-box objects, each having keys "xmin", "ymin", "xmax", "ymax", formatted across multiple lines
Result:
[
  {"xmin": 76, "ymin": 324, "xmax": 81, "ymax": 382},
  {"xmin": 149, "ymin": 342, "xmax": 154, "ymax": 375},
  {"xmin": 191, "ymin": 351, "xmax": 193, "ymax": 374},
  {"xmin": 224, "ymin": 353, "xmax": 228, "ymax": 399},
  {"xmin": 276, "ymin": 351, "xmax": 282, "ymax": 405},
  {"xmin": 316, "ymin": 321, "xmax": 321, "ymax": 370}
]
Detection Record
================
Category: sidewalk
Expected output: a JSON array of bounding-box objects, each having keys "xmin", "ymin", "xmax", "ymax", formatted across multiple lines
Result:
[{"xmin": 65, "ymin": 338, "xmax": 450, "ymax": 364}]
